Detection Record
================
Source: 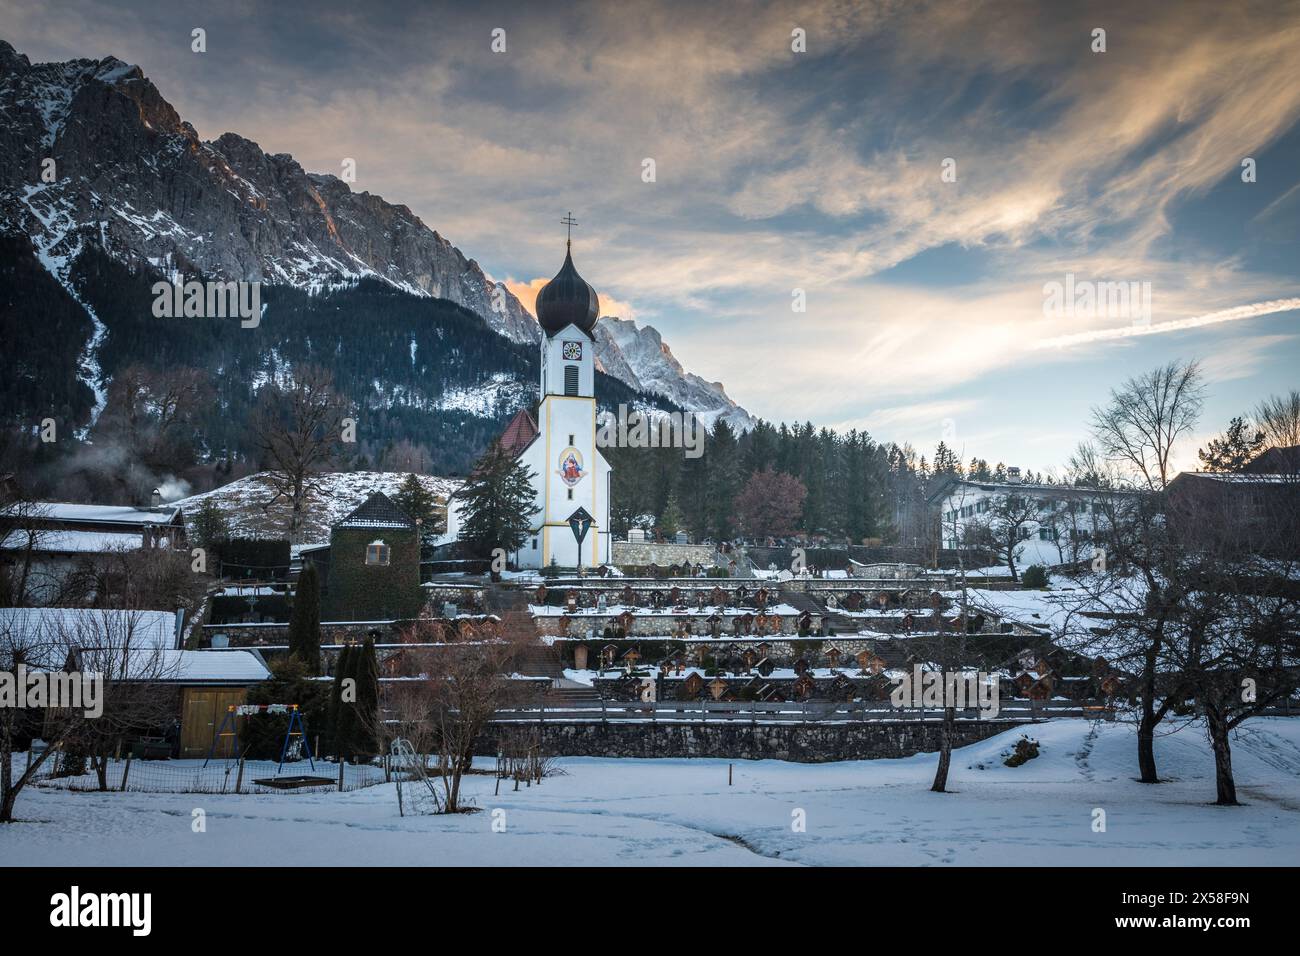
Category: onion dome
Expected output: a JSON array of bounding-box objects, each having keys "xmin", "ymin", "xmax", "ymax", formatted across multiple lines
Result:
[{"xmin": 535, "ymin": 242, "xmax": 600, "ymax": 336}]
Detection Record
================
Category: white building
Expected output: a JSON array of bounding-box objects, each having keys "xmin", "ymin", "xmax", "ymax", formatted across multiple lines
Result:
[
  {"xmin": 928, "ymin": 468, "xmax": 1138, "ymax": 570},
  {"xmin": 507, "ymin": 239, "xmax": 612, "ymax": 570}
]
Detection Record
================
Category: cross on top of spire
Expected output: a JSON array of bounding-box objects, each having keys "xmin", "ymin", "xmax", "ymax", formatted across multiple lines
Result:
[{"xmin": 561, "ymin": 212, "xmax": 578, "ymax": 250}]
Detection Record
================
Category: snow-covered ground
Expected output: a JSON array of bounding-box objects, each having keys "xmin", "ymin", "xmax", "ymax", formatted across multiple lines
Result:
[
  {"xmin": 171, "ymin": 471, "xmax": 461, "ymax": 550},
  {"xmin": 4, "ymin": 719, "xmax": 1298, "ymax": 866}
]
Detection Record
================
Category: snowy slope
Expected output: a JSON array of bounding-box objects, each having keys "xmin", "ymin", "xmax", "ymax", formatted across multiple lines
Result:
[
  {"xmin": 5, "ymin": 719, "xmax": 1298, "ymax": 866},
  {"xmin": 172, "ymin": 471, "xmax": 460, "ymax": 549}
]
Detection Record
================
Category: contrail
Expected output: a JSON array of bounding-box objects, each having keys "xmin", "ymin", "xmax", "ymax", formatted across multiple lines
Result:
[{"xmin": 1032, "ymin": 297, "xmax": 1300, "ymax": 349}]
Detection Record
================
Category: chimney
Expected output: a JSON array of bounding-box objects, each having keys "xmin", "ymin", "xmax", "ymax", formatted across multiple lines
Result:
[
  {"xmin": 1006, "ymin": 467, "xmax": 1022, "ymax": 484},
  {"xmin": 151, "ymin": 487, "xmax": 162, "ymax": 510}
]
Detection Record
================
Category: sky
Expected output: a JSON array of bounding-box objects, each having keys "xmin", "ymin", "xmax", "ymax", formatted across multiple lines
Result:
[{"xmin": 3, "ymin": 0, "xmax": 1298, "ymax": 473}]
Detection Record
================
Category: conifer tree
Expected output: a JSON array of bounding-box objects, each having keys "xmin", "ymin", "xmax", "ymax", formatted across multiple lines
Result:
[
  {"xmin": 1197, "ymin": 416, "xmax": 1265, "ymax": 472},
  {"xmin": 353, "ymin": 638, "xmax": 380, "ymax": 761},
  {"xmin": 455, "ymin": 439, "xmax": 536, "ymax": 573},
  {"xmin": 658, "ymin": 495, "xmax": 684, "ymax": 539},
  {"xmin": 392, "ymin": 472, "xmax": 443, "ymax": 553},
  {"xmin": 287, "ymin": 563, "xmax": 322, "ymax": 675},
  {"xmin": 190, "ymin": 498, "xmax": 230, "ymax": 551},
  {"xmin": 328, "ymin": 644, "xmax": 356, "ymax": 759}
]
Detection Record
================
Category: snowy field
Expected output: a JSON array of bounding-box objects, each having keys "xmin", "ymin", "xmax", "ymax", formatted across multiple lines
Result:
[{"xmin": 4, "ymin": 719, "xmax": 1299, "ymax": 866}]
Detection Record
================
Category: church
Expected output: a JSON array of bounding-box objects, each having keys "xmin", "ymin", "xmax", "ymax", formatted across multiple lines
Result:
[{"xmin": 502, "ymin": 232, "xmax": 612, "ymax": 570}]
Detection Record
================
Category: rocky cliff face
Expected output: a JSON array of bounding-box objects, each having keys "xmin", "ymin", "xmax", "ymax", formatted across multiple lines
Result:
[
  {"xmin": 0, "ymin": 38, "xmax": 752, "ymax": 428},
  {"xmin": 595, "ymin": 317, "xmax": 756, "ymax": 430}
]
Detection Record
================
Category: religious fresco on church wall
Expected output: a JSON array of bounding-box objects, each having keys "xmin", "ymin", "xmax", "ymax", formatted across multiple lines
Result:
[{"xmin": 558, "ymin": 447, "xmax": 586, "ymax": 486}]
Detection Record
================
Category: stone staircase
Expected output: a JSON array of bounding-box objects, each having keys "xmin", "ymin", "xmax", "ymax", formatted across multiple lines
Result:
[
  {"xmin": 511, "ymin": 643, "xmax": 565, "ymax": 679},
  {"xmin": 545, "ymin": 679, "xmax": 604, "ymax": 708},
  {"xmin": 778, "ymin": 586, "xmax": 858, "ymax": 632},
  {"xmin": 485, "ymin": 584, "xmax": 565, "ymax": 679}
]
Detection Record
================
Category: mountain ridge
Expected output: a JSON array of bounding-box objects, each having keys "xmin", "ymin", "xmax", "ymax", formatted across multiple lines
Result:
[{"xmin": 0, "ymin": 38, "xmax": 753, "ymax": 430}]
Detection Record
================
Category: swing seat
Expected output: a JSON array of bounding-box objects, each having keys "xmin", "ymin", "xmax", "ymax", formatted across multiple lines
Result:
[{"xmin": 253, "ymin": 775, "xmax": 334, "ymax": 789}]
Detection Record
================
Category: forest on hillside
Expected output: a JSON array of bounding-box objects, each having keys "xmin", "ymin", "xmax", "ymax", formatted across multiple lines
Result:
[{"xmin": 0, "ymin": 237, "xmax": 671, "ymax": 502}]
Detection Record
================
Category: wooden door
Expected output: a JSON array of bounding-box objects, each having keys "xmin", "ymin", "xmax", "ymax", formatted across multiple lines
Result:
[{"xmin": 180, "ymin": 688, "xmax": 248, "ymax": 758}]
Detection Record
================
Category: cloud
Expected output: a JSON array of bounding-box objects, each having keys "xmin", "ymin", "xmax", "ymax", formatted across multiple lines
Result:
[
  {"xmin": 1031, "ymin": 299, "xmax": 1300, "ymax": 350},
  {"xmin": 1197, "ymin": 333, "xmax": 1299, "ymax": 384},
  {"xmin": 3, "ymin": 0, "xmax": 1298, "ymax": 470}
]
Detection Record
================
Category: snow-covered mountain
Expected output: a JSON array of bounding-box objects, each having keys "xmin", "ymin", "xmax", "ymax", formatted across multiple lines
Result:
[
  {"xmin": 0, "ymin": 38, "xmax": 753, "ymax": 430},
  {"xmin": 594, "ymin": 317, "xmax": 755, "ymax": 431}
]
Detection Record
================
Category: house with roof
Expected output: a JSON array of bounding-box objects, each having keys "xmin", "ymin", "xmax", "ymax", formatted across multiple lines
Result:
[
  {"xmin": 1167, "ymin": 445, "xmax": 1300, "ymax": 558},
  {"xmin": 927, "ymin": 468, "xmax": 1140, "ymax": 570},
  {"xmin": 1, "ymin": 495, "xmax": 188, "ymax": 605},
  {"xmin": 0, "ymin": 606, "xmax": 270, "ymax": 757},
  {"xmin": 300, "ymin": 492, "xmax": 424, "ymax": 621}
]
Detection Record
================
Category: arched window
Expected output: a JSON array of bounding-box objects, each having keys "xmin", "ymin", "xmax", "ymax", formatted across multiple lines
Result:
[{"xmin": 366, "ymin": 540, "xmax": 391, "ymax": 566}]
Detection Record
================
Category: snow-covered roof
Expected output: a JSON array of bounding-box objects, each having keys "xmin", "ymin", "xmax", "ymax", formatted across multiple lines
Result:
[
  {"xmin": 173, "ymin": 471, "xmax": 460, "ymax": 549},
  {"xmin": 163, "ymin": 649, "xmax": 269, "ymax": 683},
  {"xmin": 1176, "ymin": 472, "xmax": 1299, "ymax": 484},
  {"xmin": 0, "ymin": 529, "xmax": 144, "ymax": 554},
  {"xmin": 336, "ymin": 492, "xmax": 415, "ymax": 529},
  {"xmin": 0, "ymin": 608, "xmax": 179, "ymax": 650},
  {"xmin": 29, "ymin": 503, "xmax": 182, "ymax": 525}
]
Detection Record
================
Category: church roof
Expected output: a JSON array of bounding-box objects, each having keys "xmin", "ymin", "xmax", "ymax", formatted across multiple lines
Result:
[
  {"xmin": 336, "ymin": 492, "xmax": 415, "ymax": 530},
  {"xmin": 498, "ymin": 408, "xmax": 539, "ymax": 457},
  {"xmin": 535, "ymin": 244, "xmax": 600, "ymax": 337}
]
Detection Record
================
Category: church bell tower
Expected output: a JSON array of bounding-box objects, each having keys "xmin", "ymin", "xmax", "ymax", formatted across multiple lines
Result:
[{"xmin": 510, "ymin": 215, "xmax": 612, "ymax": 570}]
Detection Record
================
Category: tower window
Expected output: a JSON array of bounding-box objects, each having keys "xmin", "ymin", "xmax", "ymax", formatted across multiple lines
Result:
[
  {"xmin": 568, "ymin": 434, "xmax": 575, "ymax": 446},
  {"xmin": 365, "ymin": 541, "xmax": 390, "ymax": 566},
  {"xmin": 564, "ymin": 365, "xmax": 579, "ymax": 395}
]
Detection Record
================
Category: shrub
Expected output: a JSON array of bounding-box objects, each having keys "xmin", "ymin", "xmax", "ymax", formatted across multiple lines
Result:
[
  {"xmin": 1021, "ymin": 564, "xmax": 1050, "ymax": 588},
  {"xmin": 1003, "ymin": 735, "xmax": 1040, "ymax": 767}
]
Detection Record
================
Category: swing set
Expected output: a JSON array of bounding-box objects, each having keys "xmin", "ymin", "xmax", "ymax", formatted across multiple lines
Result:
[{"xmin": 203, "ymin": 703, "xmax": 316, "ymax": 773}]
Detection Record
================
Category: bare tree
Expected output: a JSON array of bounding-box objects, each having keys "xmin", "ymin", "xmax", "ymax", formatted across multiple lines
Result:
[
  {"xmin": 0, "ymin": 497, "xmax": 54, "ymax": 607},
  {"xmin": 1254, "ymin": 389, "xmax": 1300, "ymax": 450},
  {"xmin": 251, "ymin": 365, "xmax": 346, "ymax": 537},
  {"xmin": 382, "ymin": 622, "xmax": 532, "ymax": 813},
  {"xmin": 97, "ymin": 365, "xmax": 212, "ymax": 470},
  {"xmin": 1089, "ymin": 360, "xmax": 1204, "ymax": 491},
  {"xmin": 965, "ymin": 493, "xmax": 1038, "ymax": 582},
  {"xmin": 1162, "ymin": 466, "xmax": 1300, "ymax": 803},
  {"xmin": 1057, "ymin": 490, "xmax": 1182, "ymax": 784},
  {"xmin": 57, "ymin": 610, "xmax": 182, "ymax": 791},
  {"xmin": 1, "ymin": 610, "xmax": 74, "ymax": 821},
  {"xmin": 367, "ymin": 651, "xmax": 448, "ymax": 816},
  {"xmin": 1, "ymin": 609, "xmax": 179, "ymax": 817},
  {"xmin": 920, "ymin": 485, "xmax": 981, "ymax": 792}
]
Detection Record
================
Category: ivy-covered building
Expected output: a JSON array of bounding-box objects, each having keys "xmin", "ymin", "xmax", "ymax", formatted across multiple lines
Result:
[{"xmin": 308, "ymin": 493, "xmax": 423, "ymax": 621}]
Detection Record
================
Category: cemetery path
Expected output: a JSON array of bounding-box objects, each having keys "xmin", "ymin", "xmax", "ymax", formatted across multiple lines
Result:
[
  {"xmin": 486, "ymin": 585, "xmax": 564, "ymax": 679},
  {"xmin": 778, "ymin": 587, "xmax": 857, "ymax": 632}
]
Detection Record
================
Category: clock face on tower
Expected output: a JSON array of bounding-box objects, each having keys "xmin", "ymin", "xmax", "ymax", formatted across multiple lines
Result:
[{"xmin": 561, "ymin": 341, "xmax": 583, "ymax": 361}]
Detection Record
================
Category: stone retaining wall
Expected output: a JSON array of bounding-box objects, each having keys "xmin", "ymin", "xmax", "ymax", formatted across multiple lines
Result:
[
  {"xmin": 611, "ymin": 542, "xmax": 718, "ymax": 567},
  {"xmin": 480, "ymin": 719, "xmax": 1026, "ymax": 762}
]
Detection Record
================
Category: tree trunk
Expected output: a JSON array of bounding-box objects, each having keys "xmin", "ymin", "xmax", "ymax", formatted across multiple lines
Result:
[
  {"xmin": 1206, "ymin": 712, "xmax": 1238, "ymax": 806},
  {"xmin": 931, "ymin": 707, "xmax": 954, "ymax": 792},
  {"xmin": 1137, "ymin": 708, "xmax": 1159, "ymax": 783},
  {"xmin": 1136, "ymin": 651, "xmax": 1162, "ymax": 783},
  {"xmin": 448, "ymin": 767, "xmax": 462, "ymax": 812},
  {"xmin": 0, "ymin": 745, "xmax": 13, "ymax": 823}
]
